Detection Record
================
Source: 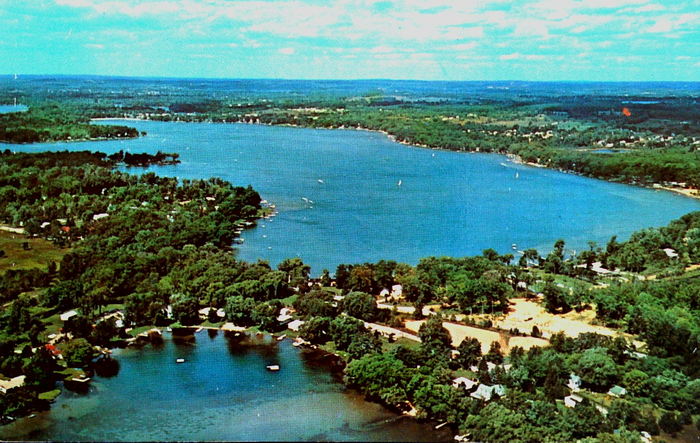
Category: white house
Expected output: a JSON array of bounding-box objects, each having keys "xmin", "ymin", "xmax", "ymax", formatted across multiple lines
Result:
[
  {"xmin": 470, "ymin": 384, "xmax": 506, "ymax": 401},
  {"xmin": 287, "ymin": 319, "xmax": 305, "ymax": 331},
  {"xmin": 567, "ymin": 373, "xmax": 582, "ymax": 392},
  {"xmin": 564, "ymin": 394, "xmax": 583, "ymax": 408},
  {"xmin": 277, "ymin": 308, "xmax": 293, "ymax": 323},
  {"xmin": 60, "ymin": 310, "xmax": 78, "ymax": 322}
]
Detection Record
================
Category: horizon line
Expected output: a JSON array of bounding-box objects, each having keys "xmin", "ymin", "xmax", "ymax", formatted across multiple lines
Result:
[{"xmin": 2, "ymin": 73, "xmax": 699, "ymax": 84}]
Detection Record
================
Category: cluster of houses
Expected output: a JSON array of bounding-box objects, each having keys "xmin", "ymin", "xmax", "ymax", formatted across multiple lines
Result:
[{"xmin": 451, "ymin": 370, "xmax": 629, "ymax": 414}]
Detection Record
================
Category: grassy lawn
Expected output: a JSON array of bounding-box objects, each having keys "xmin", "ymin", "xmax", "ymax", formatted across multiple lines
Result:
[
  {"xmin": 452, "ymin": 368, "xmax": 478, "ymax": 379},
  {"xmin": 278, "ymin": 294, "xmax": 298, "ymax": 306},
  {"xmin": 41, "ymin": 313, "xmax": 64, "ymax": 337},
  {"xmin": 0, "ymin": 230, "xmax": 68, "ymax": 273},
  {"xmin": 128, "ymin": 325, "xmax": 157, "ymax": 336},
  {"xmin": 201, "ymin": 320, "xmax": 225, "ymax": 328},
  {"xmin": 38, "ymin": 389, "xmax": 62, "ymax": 401},
  {"xmin": 383, "ymin": 336, "xmax": 422, "ymax": 353}
]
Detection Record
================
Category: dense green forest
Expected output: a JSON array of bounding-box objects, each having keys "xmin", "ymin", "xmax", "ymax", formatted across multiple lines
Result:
[{"xmin": 0, "ymin": 105, "xmax": 140, "ymax": 143}]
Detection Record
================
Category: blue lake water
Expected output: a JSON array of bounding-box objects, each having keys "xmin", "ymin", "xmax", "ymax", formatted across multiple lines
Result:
[
  {"xmin": 0, "ymin": 332, "xmax": 449, "ymax": 441},
  {"xmin": 0, "ymin": 104, "xmax": 28, "ymax": 114},
  {"xmin": 5, "ymin": 119, "xmax": 700, "ymax": 274}
]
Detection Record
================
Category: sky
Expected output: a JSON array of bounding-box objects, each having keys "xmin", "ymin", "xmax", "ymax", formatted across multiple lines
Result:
[{"xmin": 1, "ymin": 0, "xmax": 698, "ymax": 81}]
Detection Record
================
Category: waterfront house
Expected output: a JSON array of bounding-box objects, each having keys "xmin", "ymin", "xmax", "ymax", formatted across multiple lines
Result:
[
  {"xmin": 287, "ymin": 319, "xmax": 305, "ymax": 331},
  {"xmin": 0, "ymin": 375, "xmax": 25, "ymax": 394},
  {"xmin": 277, "ymin": 308, "xmax": 293, "ymax": 324}
]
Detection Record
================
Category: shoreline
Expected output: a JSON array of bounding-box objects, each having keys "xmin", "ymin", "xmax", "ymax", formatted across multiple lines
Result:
[{"xmin": 90, "ymin": 116, "xmax": 700, "ymax": 203}]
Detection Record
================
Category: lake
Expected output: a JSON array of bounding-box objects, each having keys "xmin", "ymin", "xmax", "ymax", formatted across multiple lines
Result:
[
  {"xmin": 0, "ymin": 332, "xmax": 450, "ymax": 441},
  {"xmin": 6, "ymin": 119, "xmax": 700, "ymax": 274},
  {"xmin": 0, "ymin": 104, "xmax": 28, "ymax": 114}
]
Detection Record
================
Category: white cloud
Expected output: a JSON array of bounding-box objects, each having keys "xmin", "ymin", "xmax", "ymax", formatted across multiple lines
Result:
[
  {"xmin": 500, "ymin": 53, "xmax": 520, "ymax": 60},
  {"xmin": 499, "ymin": 52, "xmax": 547, "ymax": 61},
  {"xmin": 44, "ymin": 0, "xmax": 698, "ymax": 79},
  {"xmin": 513, "ymin": 19, "xmax": 550, "ymax": 38},
  {"xmin": 447, "ymin": 42, "xmax": 478, "ymax": 51}
]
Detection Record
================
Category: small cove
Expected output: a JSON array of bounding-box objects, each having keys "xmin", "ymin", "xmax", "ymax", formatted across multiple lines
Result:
[{"xmin": 0, "ymin": 332, "xmax": 450, "ymax": 441}]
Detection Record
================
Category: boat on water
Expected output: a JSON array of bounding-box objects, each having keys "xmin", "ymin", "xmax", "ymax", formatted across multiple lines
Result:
[
  {"xmin": 176, "ymin": 358, "xmax": 185, "ymax": 363},
  {"xmin": 266, "ymin": 365, "xmax": 280, "ymax": 371},
  {"xmin": 397, "ymin": 180, "xmax": 402, "ymax": 187}
]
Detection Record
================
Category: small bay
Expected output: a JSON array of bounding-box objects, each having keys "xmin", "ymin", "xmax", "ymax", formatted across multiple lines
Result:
[{"xmin": 0, "ymin": 332, "xmax": 450, "ymax": 441}]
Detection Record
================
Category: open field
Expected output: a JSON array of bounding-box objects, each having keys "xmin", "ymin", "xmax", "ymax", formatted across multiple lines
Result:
[
  {"xmin": 404, "ymin": 319, "xmax": 550, "ymax": 354},
  {"xmin": 0, "ymin": 229, "xmax": 68, "ymax": 273},
  {"xmin": 406, "ymin": 320, "xmax": 501, "ymax": 354},
  {"xmin": 493, "ymin": 298, "xmax": 640, "ymax": 346}
]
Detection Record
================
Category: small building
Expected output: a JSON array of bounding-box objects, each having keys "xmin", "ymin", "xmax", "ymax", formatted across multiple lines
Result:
[
  {"xmin": 576, "ymin": 262, "xmax": 616, "ymax": 275},
  {"xmin": 662, "ymin": 248, "xmax": 679, "ymax": 259},
  {"xmin": 287, "ymin": 319, "xmax": 305, "ymax": 331},
  {"xmin": 198, "ymin": 307, "xmax": 217, "ymax": 319},
  {"xmin": 608, "ymin": 385, "xmax": 627, "ymax": 397},
  {"xmin": 277, "ymin": 307, "xmax": 293, "ymax": 324},
  {"xmin": 60, "ymin": 310, "xmax": 78, "ymax": 322},
  {"xmin": 623, "ymin": 350, "xmax": 648, "ymax": 360},
  {"xmin": 567, "ymin": 373, "xmax": 582, "ymax": 392},
  {"xmin": 452, "ymin": 377, "xmax": 478, "ymax": 391},
  {"xmin": 564, "ymin": 394, "xmax": 583, "ymax": 408},
  {"xmin": 0, "ymin": 375, "xmax": 26, "ymax": 394},
  {"xmin": 470, "ymin": 384, "xmax": 506, "ymax": 401}
]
